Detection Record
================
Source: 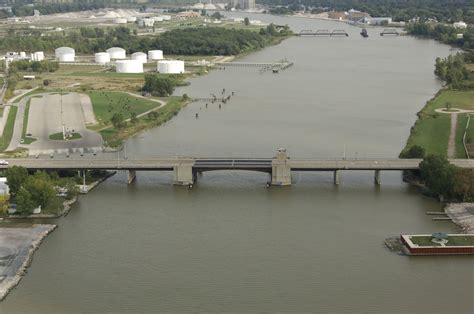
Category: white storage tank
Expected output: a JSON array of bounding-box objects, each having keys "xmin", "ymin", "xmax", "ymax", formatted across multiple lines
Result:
[
  {"xmin": 31, "ymin": 51, "xmax": 44, "ymax": 61},
  {"xmin": 126, "ymin": 16, "xmax": 137, "ymax": 22},
  {"xmin": 106, "ymin": 47, "xmax": 126, "ymax": 59},
  {"xmin": 19, "ymin": 51, "xmax": 26, "ymax": 58},
  {"xmin": 148, "ymin": 50, "xmax": 163, "ymax": 60},
  {"xmin": 55, "ymin": 47, "xmax": 75, "ymax": 62},
  {"xmin": 115, "ymin": 59, "xmax": 143, "ymax": 73},
  {"xmin": 114, "ymin": 17, "xmax": 127, "ymax": 24},
  {"xmin": 131, "ymin": 52, "xmax": 147, "ymax": 63},
  {"xmin": 138, "ymin": 18, "xmax": 154, "ymax": 27},
  {"xmin": 157, "ymin": 60, "xmax": 185, "ymax": 74},
  {"xmin": 161, "ymin": 15, "xmax": 171, "ymax": 21},
  {"xmin": 95, "ymin": 52, "xmax": 111, "ymax": 64}
]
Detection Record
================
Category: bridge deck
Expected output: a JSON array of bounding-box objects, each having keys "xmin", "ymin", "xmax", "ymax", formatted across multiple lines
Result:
[{"xmin": 0, "ymin": 158, "xmax": 472, "ymax": 171}]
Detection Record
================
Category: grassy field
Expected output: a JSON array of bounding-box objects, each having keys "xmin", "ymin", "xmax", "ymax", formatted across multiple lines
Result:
[
  {"xmin": 100, "ymin": 96, "xmax": 187, "ymax": 147},
  {"xmin": 0, "ymin": 106, "xmax": 17, "ymax": 152},
  {"xmin": 465, "ymin": 114, "xmax": 474, "ymax": 158},
  {"xmin": 87, "ymin": 91, "xmax": 160, "ymax": 128},
  {"xmin": 49, "ymin": 132, "xmax": 82, "ymax": 140},
  {"xmin": 401, "ymin": 90, "xmax": 474, "ymax": 158}
]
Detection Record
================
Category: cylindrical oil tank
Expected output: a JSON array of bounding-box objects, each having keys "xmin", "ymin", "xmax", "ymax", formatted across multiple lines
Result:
[
  {"xmin": 114, "ymin": 18, "xmax": 127, "ymax": 24},
  {"xmin": 55, "ymin": 47, "xmax": 75, "ymax": 62},
  {"xmin": 115, "ymin": 60, "xmax": 143, "ymax": 73},
  {"xmin": 148, "ymin": 50, "xmax": 163, "ymax": 60},
  {"xmin": 131, "ymin": 52, "xmax": 147, "ymax": 63},
  {"xmin": 106, "ymin": 47, "xmax": 126, "ymax": 59},
  {"xmin": 95, "ymin": 52, "xmax": 111, "ymax": 64},
  {"xmin": 157, "ymin": 60, "xmax": 185, "ymax": 74}
]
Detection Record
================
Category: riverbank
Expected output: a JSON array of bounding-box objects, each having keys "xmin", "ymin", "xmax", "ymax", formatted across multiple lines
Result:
[
  {"xmin": 401, "ymin": 89, "xmax": 474, "ymax": 158},
  {"xmin": 0, "ymin": 224, "xmax": 57, "ymax": 301},
  {"xmin": 445, "ymin": 203, "xmax": 474, "ymax": 234}
]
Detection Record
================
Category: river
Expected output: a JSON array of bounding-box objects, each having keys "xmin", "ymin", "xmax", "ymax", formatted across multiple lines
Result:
[{"xmin": 1, "ymin": 13, "xmax": 472, "ymax": 313}]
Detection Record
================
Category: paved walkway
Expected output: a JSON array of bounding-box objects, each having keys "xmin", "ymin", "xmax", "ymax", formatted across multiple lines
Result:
[
  {"xmin": 435, "ymin": 108, "xmax": 474, "ymax": 158},
  {"xmin": 447, "ymin": 113, "xmax": 458, "ymax": 158}
]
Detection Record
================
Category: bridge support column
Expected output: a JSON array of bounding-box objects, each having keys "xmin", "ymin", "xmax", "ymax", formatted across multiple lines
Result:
[
  {"xmin": 271, "ymin": 148, "xmax": 291, "ymax": 186},
  {"xmin": 173, "ymin": 161, "xmax": 195, "ymax": 186},
  {"xmin": 333, "ymin": 170, "xmax": 340, "ymax": 185},
  {"xmin": 127, "ymin": 170, "xmax": 136, "ymax": 184},
  {"xmin": 374, "ymin": 170, "xmax": 381, "ymax": 185}
]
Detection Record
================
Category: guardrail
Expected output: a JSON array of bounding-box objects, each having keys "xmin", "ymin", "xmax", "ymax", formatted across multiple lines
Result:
[{"xmin": 463, "ymin": 113, "xmax": 471, "ymax": 159}]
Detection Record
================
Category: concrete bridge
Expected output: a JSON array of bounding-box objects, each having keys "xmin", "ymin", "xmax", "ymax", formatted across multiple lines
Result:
[{"xmin": 1, "ymin": 149, "xmax": 473, "ymax": 187}]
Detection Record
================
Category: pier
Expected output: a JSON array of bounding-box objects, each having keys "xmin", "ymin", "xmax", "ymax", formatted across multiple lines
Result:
[
  {"xmin": 380, "ymin": 28, "xmax": 399, "ymax": 36},
  {"xmin": 0, "ymin": 149, "xmax": 472, "ymax": 187}
]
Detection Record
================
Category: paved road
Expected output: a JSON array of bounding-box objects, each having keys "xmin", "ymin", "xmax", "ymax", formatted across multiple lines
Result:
[{"xmin": 0, "ymin": 158, "xmax": 472, "ymax": 171}]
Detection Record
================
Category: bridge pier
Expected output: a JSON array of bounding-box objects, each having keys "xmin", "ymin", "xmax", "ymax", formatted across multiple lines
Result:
[
  {"xmin": 333, "ymin": 170, "xmax": 340, "ymax": 185},
  {"xmin": 173, "ymin": 159, "xmax": 195, "ymax": 186},
  {"xmin": 374, "ymin": 170, "xmax": 381, "ymax": 185},
  {"xmin": 127, "ymin": 170, "xmax": 136, "ymax": 184},
  {"xmin": 271, "ymin": 148, "xmax": 291, "ymax": 186}
]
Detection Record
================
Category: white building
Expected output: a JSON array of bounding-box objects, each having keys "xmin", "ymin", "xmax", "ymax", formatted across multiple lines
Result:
[
  {"xmin": 157, "ymin": 60, "xmax": 185, "ymax": 74},
  {"xmin": 106, "ymin": 47, "xmax": 126, "ymax": 59},
  {"xmin": 453, "ymin": 21, "xmax": 467, "ymax": 29},
  {"xmin": 113, "ymin": 18, "xmax": 127, "ymax": 24},
  {"xmin": 115, "ymin": 60, "xmax": 143, "ymax": 73},
  {"xmin": 138, "ymin": 18, "xmax": 155, "ymax": 27}
]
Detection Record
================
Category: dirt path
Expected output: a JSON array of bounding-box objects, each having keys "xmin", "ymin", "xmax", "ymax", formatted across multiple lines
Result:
[{"xmin": 447, "ymin": 113, "xmax": 458, "ymax": 158}]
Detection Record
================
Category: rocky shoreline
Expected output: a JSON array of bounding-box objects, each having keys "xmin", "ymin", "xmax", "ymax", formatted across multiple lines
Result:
[
  {"xmin": 0, "ymin": 224, "xmax": 57, "ymax": 301},
  {"xmin": 445, "ymin": 203, "xmax": 474, "ymax": 234}
]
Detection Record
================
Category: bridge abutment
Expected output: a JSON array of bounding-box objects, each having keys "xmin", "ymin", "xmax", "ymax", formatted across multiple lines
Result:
[{"xmin": 271, "ymin": 148, "xmax": 292, "ymax": 186}]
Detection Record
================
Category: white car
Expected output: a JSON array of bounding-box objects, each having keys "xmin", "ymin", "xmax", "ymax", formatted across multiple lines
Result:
[{"xmin": 0, "ymin": 160, "xmax": 8, "ymax": 165}]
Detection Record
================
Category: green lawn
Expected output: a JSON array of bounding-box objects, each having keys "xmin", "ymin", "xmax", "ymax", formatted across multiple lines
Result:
[
  {"xmin": 100, "ymin": 96, "xmax": 186, "ymax": 147},
  {"xmin": 401, "ymin": 90, "xmax": 474, "ymax": 158},
  {"xmin": 87, "ymin": 91, "xmax": 160, "ymax": 127},
  {"xmin": 22, "ymin": 136, "xmax": 37, "ymax": 144},
  {"xmin": 0, "ymin": 106, "xmax": 17, "ymax": 152},
  {"xmin": 410, "ymin": 235, "xmax": 474, "ymax": 246},
  {"xmin": 21, "ymin": 98, "xmax": 32, "ymax": 139},
  {"xmin": 429, "ymin": 90, "xmax": 474, "ymax": 111}
]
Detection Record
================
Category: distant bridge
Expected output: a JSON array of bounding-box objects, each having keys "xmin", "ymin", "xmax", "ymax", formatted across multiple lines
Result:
[
  {"xmin": 1, "ymin": 149, "xmax": 472, "ymax": 187},
  {"xmin": 298, "ymin": 29, "xmax": 349, "ymax": 36},
  {"xmin": 380, "ymin": 28, "xmax": 399, "ymax": 36}
]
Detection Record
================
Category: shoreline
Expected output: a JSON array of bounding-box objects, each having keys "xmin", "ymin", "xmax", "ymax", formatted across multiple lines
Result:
[{"xmin": 0, "ymin": 224, "xmax": 57, "ymax": 301}]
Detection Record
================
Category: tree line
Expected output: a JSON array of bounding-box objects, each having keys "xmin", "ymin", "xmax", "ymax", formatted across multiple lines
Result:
[
  {"xmin": 260, "ymin": 0, "xmax": 474, "ymax": 23},
  {"xmin": 407, "ymin": 22, "xmax": 474, "ymax": 49},
  {"xmin": 434, "ymin": 53, "xmax": 474, "ymax": 90},
  {"xmin": 0, "ymin": 25, "xmax": 291, "ymax": 56}
]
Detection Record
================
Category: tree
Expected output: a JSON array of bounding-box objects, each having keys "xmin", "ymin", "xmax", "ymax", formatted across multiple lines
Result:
[
  {"xmin": 130, "ymin": 112, "xmax": 138, "ymax": 124},
  {"xmin": 400, "ymin": 145, "xmax": 426, "ymax": 158},
  {"xmin": 244, "ymin": 17, "xmax": 250, "ymax": 26},
  {"xmin": 111, "ymin": 113, "xmax": 124, "ymax": 129},
  {"xmin": 453, "ymin": 169, "xmax": 474, "ymax": 201},
  {"xmin": 142, "ymin": 75, "xmax": 176, "ymax": 97},
  {"xmin": 63, "ymin": 179, "xmax": 79, "ymax": 200},
  {"xmin": 16, "ymin": 187, "xmax": 36, "ymax": 216},
  {"xmin": 419, "ymin": 155, "xmax": 456, "ymax": 198},
  {"xmin": 23, "ymin": 171, "xmax": 56, "ymax": 209},
  {"xmin": 6, "ymin": 166, "xmax": 29, "ymax": 196}
]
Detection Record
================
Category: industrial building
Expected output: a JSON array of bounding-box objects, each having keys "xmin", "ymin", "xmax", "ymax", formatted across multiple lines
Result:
[
  {"xmin": 115, "ymin": 59, "xmax": 144, "ymax": 73},
  {"xmin": 138, "ymin": 18, "xmax": 155, "ymax": 27},
  {"xmin": 30, "ymin": 51, "xmax": 44, "ymax": 61},
  {"xmin": 106, "ymin": 47, "xmax": 126, "ymax": 59},
  {"xmin": 55, "ymin": 47, "xmax": 75, "ymax": 62},
  {"xmin": 157, "ymin": 60, "xmax": 185, "ymax": 74},
  {"xmin": 95, "ymin": 52, "xmax": 111, "ymax": 64},
  {"xmin": 148, "ymin": 50, "xmax": 163, "ymax": 60}
]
